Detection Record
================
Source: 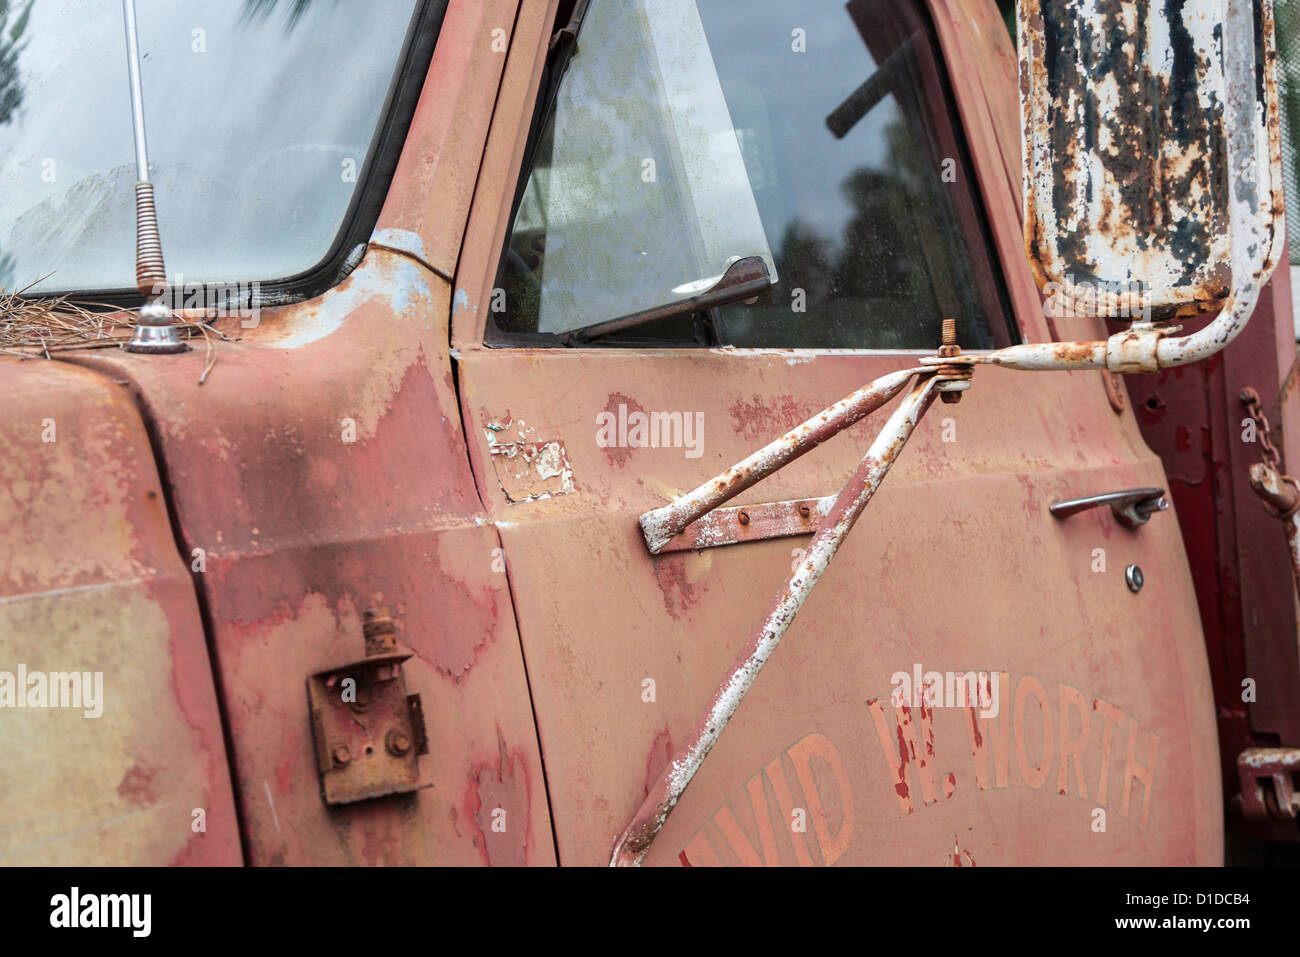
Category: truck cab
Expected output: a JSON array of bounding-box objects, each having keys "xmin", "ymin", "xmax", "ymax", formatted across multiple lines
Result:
[{"xmin": 0, "ymin": 0, "xmax": 1295, "ymax": 865}]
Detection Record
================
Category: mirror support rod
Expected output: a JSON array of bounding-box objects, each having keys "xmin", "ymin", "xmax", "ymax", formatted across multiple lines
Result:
[
  {"xmin": 121, "ymin": 0, "xmax": 187, "ymax": 355},
  {"xmin": 639, "ymin": 365, "xmax": 924, "ymax": 553},
  {"xmin": 612, "ymin": 372, "xmax": 945, "ymax": 866}
]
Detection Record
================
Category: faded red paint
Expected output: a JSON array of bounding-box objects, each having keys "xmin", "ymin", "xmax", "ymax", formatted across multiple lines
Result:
[
  {"xmin": 645, "ymin": 726, "xmax": 673, "ymax": 797},
  {"xmin": 652, "ymin": 555, "xmax": 707, "ymax": 620},
  {"xmin": 601, "ymin": 392, "xmax": 646, "ymax": 469},
  {"xmin": 464, "ymin": 730, "xmax": 534, "ymax": 867},
  {"xmin": 116, "ymin": 764, "xmax": 160, "ymax": 808}
]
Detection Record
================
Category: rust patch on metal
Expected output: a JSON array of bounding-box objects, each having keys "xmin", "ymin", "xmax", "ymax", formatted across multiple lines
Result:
[
  {"xmin": 729, "ymin": 394, "xmax": 814, "ymax": 442},
  {"xmin": 644, "ymin": 726, "xmax": 673, "ymax": 797},
  {"xmin": 652, "ymin": 554, "xmax": 709, "ymax": 620},
  {"xmin": 1237, "ymin": 747, "xmax": 1300, "ymax": 820},
  {"xmin": 658, "ymin": 496, "xmax": 833, "ymax": 553},
  {"xmin": 1020, "ymin": 0, "xmax": 1284, "ymax": 319},
  {"xmin": 307, "ymin": 609, "xmax": 431, "ymax": 806},
  {"xmin": 1100, "ymin": 369, "xmax": 1126, "ymax": 413}
]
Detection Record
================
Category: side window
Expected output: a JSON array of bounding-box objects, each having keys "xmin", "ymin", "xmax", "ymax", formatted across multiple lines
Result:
[{"xmin": 489, "ymin": 0, "xmax": 1015, "ymax": 350}]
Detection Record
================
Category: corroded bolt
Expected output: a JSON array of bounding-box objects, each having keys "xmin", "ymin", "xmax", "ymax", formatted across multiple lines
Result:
[
  {"xmin": 737, "ymin": 510, "xmax": 750, "ymax": 526},
  {"xmin": 363, "ymin": 607, "xmax": 398, "ymax": 656},
  {"xmin": 938, "ymin": 318, "xmax": 964, "ymax": 405},
  {"xmin": 332, "ymin": 745, "xmax": 351, "ymax": 768},
  {"xmin": 386, "ymin": 728, "xmax": 412, "ymax": 756},
  {"xmin": 797, "ymin": 503, "xmax": 811, "ymax": 518}
]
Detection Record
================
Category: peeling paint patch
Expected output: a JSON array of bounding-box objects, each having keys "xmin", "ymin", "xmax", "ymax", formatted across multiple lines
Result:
[
  {"xmin": 463, "ymin": 729, "xmax": 532, "ymax": 866},
  {"xmin": 483, "ymin": 414, "xmax": 575, "ymax": 503},
  {"xmin": 370, "ymin": 227, "xmax": 430, "ymax": 266}
]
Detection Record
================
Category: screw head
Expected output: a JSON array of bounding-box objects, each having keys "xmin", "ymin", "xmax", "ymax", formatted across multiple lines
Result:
[
  {"xmin": 386, "ymin": 728, "xmax": 412, "ymax": 756},
  {"xmin": 1125, "ymin": 563, "xmax": 1144, "ymax": 593},
  {"xmin": 737, "ymin": 510, "xmax": 750, "ymax": 526},
  {"xmin": 332, "ymin": 744, "xmax": 351, "ymax": 767}
]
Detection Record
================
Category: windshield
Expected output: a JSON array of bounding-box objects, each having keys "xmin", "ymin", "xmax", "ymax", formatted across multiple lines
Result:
[{"xmin": 0, "ymin": 0, "xmax": 419, "ymax": 296}]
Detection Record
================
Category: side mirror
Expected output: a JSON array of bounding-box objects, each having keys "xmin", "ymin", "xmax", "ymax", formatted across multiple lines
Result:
[{"xmin": 1019, "ymin": 0, "xmax": 1284, "ymax": 338}]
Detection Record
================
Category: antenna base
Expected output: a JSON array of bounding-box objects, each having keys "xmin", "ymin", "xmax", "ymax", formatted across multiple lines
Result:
[{"xmin": 125, "ymin": 300, "xmax": 189, "ymax": 354}]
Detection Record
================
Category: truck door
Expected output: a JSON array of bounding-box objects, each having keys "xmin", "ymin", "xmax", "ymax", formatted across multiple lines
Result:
[{"xmin": 451, "ymin": 0, "xmax": 1222, "ymax": 864}]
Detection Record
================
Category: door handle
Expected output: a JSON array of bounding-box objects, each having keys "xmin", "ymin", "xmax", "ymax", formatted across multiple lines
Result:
[{"xmin": 1049, "ymin": 487, "xmax": 1170, "ymax": 529}]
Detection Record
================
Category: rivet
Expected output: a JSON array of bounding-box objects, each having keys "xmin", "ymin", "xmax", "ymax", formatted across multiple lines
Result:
[{"xmin": 1125, "ymin": 564, "xmax": 1144, "ymax": 593}]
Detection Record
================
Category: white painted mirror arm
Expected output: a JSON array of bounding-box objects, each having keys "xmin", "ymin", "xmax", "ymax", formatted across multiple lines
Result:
[
  {"xmin": 639, "ymin": 365, "xmax": 926, "ymax": 554},
  {"xmin": 613, "ymin": 373, "xmax": 945, "ymax": 866}
]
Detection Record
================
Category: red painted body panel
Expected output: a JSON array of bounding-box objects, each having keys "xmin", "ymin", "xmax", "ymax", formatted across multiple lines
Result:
[
  {"xmin": 0, "ymin": 360, "xmax": 240, "ymax": 864},
  {"xmin": 444, "ymin": 0, "xmax": 1223, "ymax": 864},
  {"xmin": 70, "ymin": 250, "xmax": 554, "ymax": 866}
]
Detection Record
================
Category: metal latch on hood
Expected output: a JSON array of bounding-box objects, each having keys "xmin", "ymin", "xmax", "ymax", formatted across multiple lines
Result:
[{"xmin": 307, "ymin": 608, "xmax": 430, "ymax": 806}]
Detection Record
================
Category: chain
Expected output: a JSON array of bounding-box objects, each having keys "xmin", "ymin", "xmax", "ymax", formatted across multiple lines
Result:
[{"xmin": 1240, "ymin": 387, "xmax": 1282, "ymax": 469}]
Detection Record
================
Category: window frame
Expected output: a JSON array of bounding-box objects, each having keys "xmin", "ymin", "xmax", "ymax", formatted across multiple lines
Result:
[{"xmin": 482, "ymin": 0, "xmax": 1019, "ymax": 351}]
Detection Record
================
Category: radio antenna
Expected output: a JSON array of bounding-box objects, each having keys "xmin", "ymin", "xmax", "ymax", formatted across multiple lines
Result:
[{"xmin": 121, "ymin": 0, "xmax": 186, "ymax": 353}]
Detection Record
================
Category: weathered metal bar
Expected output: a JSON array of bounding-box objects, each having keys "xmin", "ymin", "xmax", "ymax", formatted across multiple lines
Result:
[
  {"xmin": 638, "ymin": 366, "xmax": 923, "ymax": 554},
  {"xmin": 1237, "ymin": 747, "xmax": 1300, "ymax": 820},
  {"xmin": 656, "ymin": 495, "xmax": 835, "ymax": 554},
  {"xmin": 611, "ymin": 374, "xmax": 941, "ymax": 866}
]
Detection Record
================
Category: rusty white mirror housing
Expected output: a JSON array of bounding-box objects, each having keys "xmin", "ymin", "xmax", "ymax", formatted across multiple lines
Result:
[{"xmin": 995, "ymin": 0, "xmax": 1285, "ymax": 372}]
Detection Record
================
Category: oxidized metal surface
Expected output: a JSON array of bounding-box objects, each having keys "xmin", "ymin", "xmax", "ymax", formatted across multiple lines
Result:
[
  {"xmin": 0, "ymin": 360, "xmax": 240, "ymax": 864},
  {"xmin": 450, "ymin": 0, "xmax": 1223, "ymax": 865},
  {"xmin": 611, "ymin": 376, "xmax": 941, "ymax": 866},
  {"xmin": 307, "ymin": 610, "xmax": 431, "ymax": 806},
  {"xmin": 1118, "ymin": 270, "xmax": 1300, "ymax": 821},
  {"xmin": 1247, "ymin": 461, "xmax": 1300, "ymax": 596},
  {"xmin": 1020, "ymin": 0, "xmax": 1282, "ymax": 319},
  {"xmin": 41, "ymin": 0, "xmax": 556, "ymax": 866},
  {"xmin": 1237, "ymin": 747, "xmax": 1300, "ymax": 820},
  {"xmin": 657, "ymin": 496, "xmax": 836, "ymax": 554}
]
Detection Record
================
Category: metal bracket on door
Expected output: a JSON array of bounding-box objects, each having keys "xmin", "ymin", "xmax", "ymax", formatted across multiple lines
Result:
[{"xmin": 655, "ymin": 496, "xmax": 835, "ymax": 553}]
